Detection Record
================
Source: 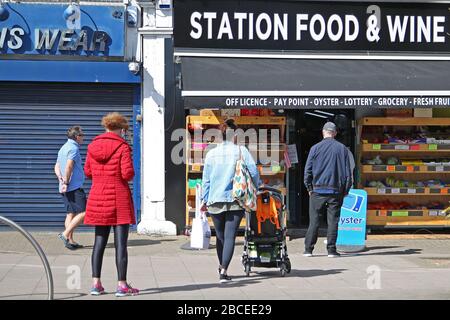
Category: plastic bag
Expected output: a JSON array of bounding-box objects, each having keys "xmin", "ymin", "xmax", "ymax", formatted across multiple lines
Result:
[{"xmin": 190, "ymin": 184, "xmax": 211, "ymax": 249}]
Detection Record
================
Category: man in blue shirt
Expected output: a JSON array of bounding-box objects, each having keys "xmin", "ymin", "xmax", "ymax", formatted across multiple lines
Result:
[
  {"xmin": 303, "ymin": 122, "xmax": 352, "ymax": 258},
  {"xmin": 54, "ymin": 126, "xmax": 86, "ymax": 250}
]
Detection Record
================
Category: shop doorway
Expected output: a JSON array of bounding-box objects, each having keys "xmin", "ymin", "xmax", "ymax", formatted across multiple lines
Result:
[{"xmin": 287, "ymin": 109, "xmax": 355, "ymax": 228}]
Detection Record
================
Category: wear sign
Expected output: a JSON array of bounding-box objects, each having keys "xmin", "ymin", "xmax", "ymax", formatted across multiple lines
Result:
[
  {"xmin": 0, "ymin": 3, "xmax": 124, "ymax": 58},
  {"xmin": 174, "ymin": 0, "xmax": 450, "ymax": 52}
]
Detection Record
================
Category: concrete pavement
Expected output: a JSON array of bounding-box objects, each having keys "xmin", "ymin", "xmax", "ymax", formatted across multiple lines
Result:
[{"xmin": 1, "ymin": 232, "xmax": 450, "ymax": 300}]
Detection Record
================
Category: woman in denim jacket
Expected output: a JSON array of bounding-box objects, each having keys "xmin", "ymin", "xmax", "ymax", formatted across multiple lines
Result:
[{"xmin": 201, "ymin": 119, "xmax": 261, "ymax": 283}]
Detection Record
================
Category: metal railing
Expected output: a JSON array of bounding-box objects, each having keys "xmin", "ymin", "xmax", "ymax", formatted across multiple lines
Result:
[{"xmin": 0, "ymin": 216, "xmax": 54, "ymax": 300}]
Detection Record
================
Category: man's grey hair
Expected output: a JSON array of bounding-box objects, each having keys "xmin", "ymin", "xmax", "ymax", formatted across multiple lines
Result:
[{"xmin": 67, "ymin": 126, "xmax": 83, "ymax": 140}]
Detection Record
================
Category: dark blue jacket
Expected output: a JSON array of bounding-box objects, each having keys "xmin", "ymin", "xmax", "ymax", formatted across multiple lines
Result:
[{"xmin": 304, "ymin": 137, "xmax": 352, "ymax": 195}]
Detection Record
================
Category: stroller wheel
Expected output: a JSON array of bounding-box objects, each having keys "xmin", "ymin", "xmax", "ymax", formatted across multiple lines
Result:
[
  {"xmin": 245, "ymin": 264, "xmax": 251, "ymax": 277},
  {"xmin": 286, "ymin": 259, "xmax": 291, "ymax": 273},
  {"xmin": 241, "ymin": 254, "xmax": 248, "ymax": 266},
  {"xmin": 280, "ymin": 263, "xmax": 288, "ymax": 277}
]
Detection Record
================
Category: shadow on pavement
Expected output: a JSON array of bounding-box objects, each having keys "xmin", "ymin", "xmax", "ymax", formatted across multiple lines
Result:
[
  {"xmin": 363, "ymin": 246, "xmax": 402, "ymax": 251},
  {"xmin": 136, "ymin": 269, "xmax": 346, "ymax": 296},
  {"xmin": 79, "ymin": 239, "xmax": 177, "ymax": 250},
  {"xmin": 57, "ymin": 293, "xmax": 88, "ymax": 300},
  {"xmin": 180, "ymin": 242, "xmax": 217, "ymax": 250},
  {"xmin": 278, "ymin": 269, "xmax": 346, "ymax": 278},
  {"xmin": 0, "ymin": 294, "xmax": 35, "ymax": 299},
  {"xmin": 0, "ymin": 292, "xmax": 87, "ymax": 300},
  {"xmin": 344, "ymin": 248, "xmax": 422, "ymax": 256},
  {"xmin": 138, "ymin": 276, "xmax": 272, "ymax": 295}
]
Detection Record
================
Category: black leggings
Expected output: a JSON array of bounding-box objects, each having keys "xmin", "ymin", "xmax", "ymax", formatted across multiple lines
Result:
[
  {"xmin": 210, "ymin": 210, "xmax": 244, "ymax": 270},
  {"xmin": 92, "ymin": 224, "xmax": 129, "ymax": 281}
]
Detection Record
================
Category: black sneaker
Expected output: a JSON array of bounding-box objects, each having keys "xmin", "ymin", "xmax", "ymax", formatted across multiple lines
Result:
[
  {"xmin": 58, "ymin": 233, "xmax": 68, "ymax": 246},
  {"xmin": 69, "ymin": 242, "xmax": 84, "ymax": 249},
  {"xmin": 65, "ymin": 242, "xmax": 77, "ymax": 250},
  {"xmin": 327, "ymin": 251, "xmax": 341, "ymax": 258},
  {"xmin": 303, "ymin": 251, "xmax": 313, "ymax": 257},
  {"xmin": 219, "ymin": 274, "xmax": 232, "ymax": 283}
]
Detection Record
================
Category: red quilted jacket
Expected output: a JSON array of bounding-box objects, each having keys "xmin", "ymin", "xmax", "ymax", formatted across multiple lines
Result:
[{"xmin": 84, "ymin": 132, "xmax": 135, "ymax": 226}]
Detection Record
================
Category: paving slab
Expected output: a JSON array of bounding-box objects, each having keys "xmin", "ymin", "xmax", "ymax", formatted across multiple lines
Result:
[{"xmin": 1, "ymin": 232, "xmax": 450, "ymax": 300}]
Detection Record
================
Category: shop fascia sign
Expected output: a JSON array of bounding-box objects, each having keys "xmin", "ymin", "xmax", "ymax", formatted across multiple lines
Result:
[
  {"xmin": 1, "ymin": 28, "xmax": 109, "ymax": 52},
  {"xmin": 0, "ymin": 3, "xmax": 125, "ymax": 58},
  {"xmin": 174, "ymin": 0, "xmax": 450, "ymax": 52},
  {"xmin": 184, "ymin": 96, "xmax": 450, "ymax": 109}
]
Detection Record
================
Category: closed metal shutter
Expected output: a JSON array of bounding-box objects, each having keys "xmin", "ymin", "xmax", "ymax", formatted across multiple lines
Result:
[{"xmin": 0, "ymin": 82, "xmax": 136, "ymax": 229}]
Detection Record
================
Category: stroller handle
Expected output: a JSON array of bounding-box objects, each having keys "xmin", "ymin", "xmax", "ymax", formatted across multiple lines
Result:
[{"xmin": 258, "ymin": 186, "xmax": 283, "ymax": 195}]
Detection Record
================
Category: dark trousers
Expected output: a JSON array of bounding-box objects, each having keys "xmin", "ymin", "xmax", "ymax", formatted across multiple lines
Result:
[
  {"xmin": 210, "ymin": 210, "xmax": 244, "ymax": 270},
  {"xmin": 92, "ymin": 224, "xmax": 129, "ymax": 281},
  {"xmin": 305, "ymin": 193, "xmax": 343, "ymax": 253}
]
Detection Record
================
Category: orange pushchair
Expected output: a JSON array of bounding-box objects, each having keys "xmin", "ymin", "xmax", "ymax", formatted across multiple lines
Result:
[{"xmin": 242, "ymin": 186, "xmax": 291, "ymax": 277}]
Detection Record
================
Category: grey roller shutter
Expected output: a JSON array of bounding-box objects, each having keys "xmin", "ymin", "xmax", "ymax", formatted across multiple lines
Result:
[{"xmin": 0, "ymin": 82, "xmax": 135, "ymax": 229}]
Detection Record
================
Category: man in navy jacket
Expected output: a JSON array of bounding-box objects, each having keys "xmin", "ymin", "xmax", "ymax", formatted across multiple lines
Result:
[{"xmin": 303, "ymin": 122, "xmax": 352, "ymax": 257}]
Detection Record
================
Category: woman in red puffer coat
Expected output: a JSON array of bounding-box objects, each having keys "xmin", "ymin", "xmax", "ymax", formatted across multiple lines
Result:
[{"xmin": 84, "ymin": 112, "xmax": 139, "ymax": 297}]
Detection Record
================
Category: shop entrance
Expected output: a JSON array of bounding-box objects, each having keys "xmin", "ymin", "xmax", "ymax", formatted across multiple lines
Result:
[{"xmin": 286, "ymin": 109, "xmax": 355, "ymax": 228}]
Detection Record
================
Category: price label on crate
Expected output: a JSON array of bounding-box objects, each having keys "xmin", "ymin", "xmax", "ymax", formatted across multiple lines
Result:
[
  {"xmin": 372, "ymin": 144, "xmax": 381, "ymax": 150},
  {"xmin": 429, "ymin": 210, "xmax": 438, "ymax": 216},
  {"xmin": 377, "ymin": 188, "xmax": 386, "ymax": 194},
  {"xmin": 428, "ymin": 144, "xmax": 438, "ymax": 150},
  {"xmin": 406, "ymin": 166, "xmax": 414, "ymax": 172},
  {"xmin": 271, "ymin": 165, "xmax": 281, "ymax": 173},
  {"xmin": 392, "ymin": 211, "xmax": 408, "ymax": 217},
  {"xmin": 407, "ymin": 188, "xmax": 416, "ymax": 194},
  {"xmin": 395, "ymin": 145, "xmax": 409, "ymax": 150},
  {"xmin": 440, "ymin": 188, "xmax": 449, "ymax": 195},
  {"xmin": 387, "ymin": 166, "xmax": 396, "ymax": 172},
  {"xmin": 192, "ymin": 164, "xmax": 202, "ymax": 172},
  {"xmin": 436, "ymin": 166, "xmax": 444, "ymax": 172},
  {"xmin": 391, "ymin": 188, "xmax": 400, "ymax": 194}
]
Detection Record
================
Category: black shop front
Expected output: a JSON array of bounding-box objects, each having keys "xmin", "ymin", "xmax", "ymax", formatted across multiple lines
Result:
[{"xmin": 172, "ymin": 0, "xmax": 450, "ymax": 231}]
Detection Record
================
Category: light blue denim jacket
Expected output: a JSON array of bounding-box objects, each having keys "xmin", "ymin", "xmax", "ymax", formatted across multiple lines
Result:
[{"xmin": 201, "ymin": 141, "xmax": 261, "ymax": 205}]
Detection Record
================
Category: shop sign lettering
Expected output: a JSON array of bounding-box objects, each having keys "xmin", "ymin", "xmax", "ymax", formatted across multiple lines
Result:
[
  {"xmin": 0, "ymin": 4, "xmax": 124, "ymax": 58},
  {"xmin": 0, "ymin": 27, "xmax": 110, "ymax": 53},
  {"xmin": 185, "ymin": 96, "xmax": 450, "ymax": 109},
  {"xmin": 188, "ymin": 12, "xmax": 445, "ymax": 44},
  {"xmin": 174, "ymin": 0, "xmax": 450, "ymax": 52}
]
